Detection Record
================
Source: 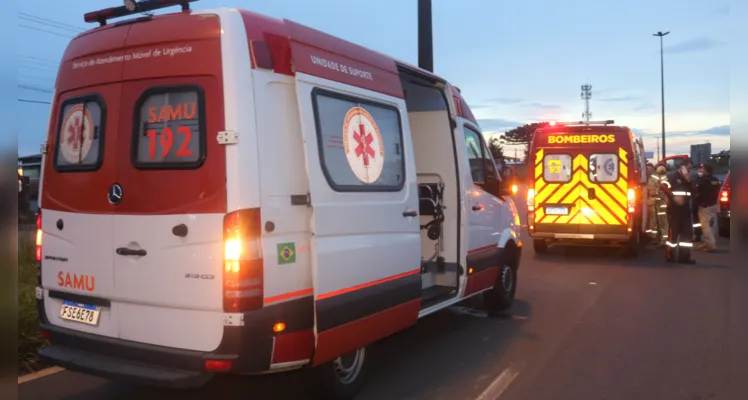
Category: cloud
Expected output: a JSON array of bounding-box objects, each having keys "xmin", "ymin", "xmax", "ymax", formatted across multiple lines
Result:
[
  {"xmin": 636, "ymin": 125, "xmax": 730, "ymax": 139},
  {"xmin": 522, "ymin": 102, "xmax": 561, "ymax": 110},
  {"xmin": 485, "ymin": 97, "xmax": 524, "ymax": 104},
  {"xmin": 634, "ymin": 104, "xmax": 655, "ymax": 111},
  {"xmin": 600, "ymin": 95, "xmax": 640, "ymax": 103},
  {"xmin": 663, "ymin": 37, "xmax": 725, "ymax": 55},
  {"xmin": 477, "ymin": 118, "xmax": 526, "ymax": 131}
]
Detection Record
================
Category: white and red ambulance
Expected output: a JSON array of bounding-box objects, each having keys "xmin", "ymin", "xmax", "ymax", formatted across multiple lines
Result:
[{"xmin": 35, "ymin": 1, "xmax": 522, "ymax": 398}]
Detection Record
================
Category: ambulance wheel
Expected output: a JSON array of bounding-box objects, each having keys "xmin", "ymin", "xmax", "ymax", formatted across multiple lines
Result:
[
  {"xmin": 303, "ymin": 346, "xmax": 371, "ymax": 400},
  {"xmin": 483, "ymin": 247, "xmax": 518, "ymax": 314},
  {"xmin": 533, "ymin": 239, "xmax": 548, "ymax": 254}
]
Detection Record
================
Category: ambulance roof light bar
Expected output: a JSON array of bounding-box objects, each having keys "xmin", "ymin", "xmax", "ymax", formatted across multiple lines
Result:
[
  {"xmin": 84, "ymin": 0, "xmax": 198, "ymax": 26},
  {"xmin": 548, "ymin": 120, "xmax": 615, "ymax": 126}
]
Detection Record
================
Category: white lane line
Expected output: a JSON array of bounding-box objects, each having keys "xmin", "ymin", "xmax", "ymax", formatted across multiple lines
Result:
[
  {"xmin": 18, "ymin": 366, "xmax": 65, "ymax": 384},
  {"xmin": 475, "ymin": 367, "xmax": 519, "ymax": 400}
]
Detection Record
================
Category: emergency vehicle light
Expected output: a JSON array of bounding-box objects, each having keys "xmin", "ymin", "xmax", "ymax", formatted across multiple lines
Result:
[
  {"xmin": 548, "ymin": 120, "xmax": 615, "ymax": 126},
  {"xmin": 84, "ymin": 0, "xmax": 198, "ymax": 26}
]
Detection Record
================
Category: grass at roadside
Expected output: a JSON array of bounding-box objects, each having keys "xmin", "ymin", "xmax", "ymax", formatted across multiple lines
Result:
[{"xmin": 18, "ymin": 232, "xmax": 48, "ymax": 375}]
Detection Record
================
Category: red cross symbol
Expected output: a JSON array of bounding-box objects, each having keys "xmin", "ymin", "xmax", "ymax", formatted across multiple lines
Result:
[
  {"xmin": 66, "ymin": 116, "xmax": 84, "ymax": 151},
  {"xmin": 353, "ymin": 123, "xmax": 375, "ymax": 166}
]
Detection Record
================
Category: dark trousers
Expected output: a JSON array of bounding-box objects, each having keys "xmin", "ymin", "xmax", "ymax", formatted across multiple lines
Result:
[{"xmin": 666, "ymin": 205, "xmax": 694, "ymax": 261}]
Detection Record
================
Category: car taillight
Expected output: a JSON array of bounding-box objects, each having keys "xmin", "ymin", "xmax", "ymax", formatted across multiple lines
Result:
[
  {"xmin": 223, "ymin": 208, "xmax": 263, "ymax": 312},
  {"xmin": 720, "ymin": 190, "xmax": 729, "ymax": 203},
  {"xmin": 36, "ymin": 210, "xmax": 42, "ymax": 285},
  {"xmin": 627, "ymin": 188, "xmax": 635, "ymax": 213}
]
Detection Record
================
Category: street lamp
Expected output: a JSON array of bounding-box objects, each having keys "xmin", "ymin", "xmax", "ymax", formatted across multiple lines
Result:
[{"xmin": 653, "ymin": 31, "xmax": 669, "ymax": 158}]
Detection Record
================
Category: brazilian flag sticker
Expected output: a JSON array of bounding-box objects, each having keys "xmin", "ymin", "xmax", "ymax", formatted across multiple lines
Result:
[{"xmin": 277, "ymin": 242, "xmax": 296, "ymax": 265}]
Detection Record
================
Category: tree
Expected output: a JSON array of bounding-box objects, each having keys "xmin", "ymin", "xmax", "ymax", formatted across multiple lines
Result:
[
  {"xmin": 500, "ymin": 121, "xmax": 550, "ymax": 162},
  {"xmin": 487, "ymin": 136, "xmax": 504, "ymax": 163}
]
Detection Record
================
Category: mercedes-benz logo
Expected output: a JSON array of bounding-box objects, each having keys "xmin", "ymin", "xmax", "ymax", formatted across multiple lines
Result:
[{"xmin": 108, "ymin": 183, "xmax": 123, "ymax": 205}]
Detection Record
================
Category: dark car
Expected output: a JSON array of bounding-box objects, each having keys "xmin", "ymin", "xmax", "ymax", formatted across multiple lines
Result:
[{"xmin": 718, "ymin": 171, "xmax": 730, "ymax": 237}]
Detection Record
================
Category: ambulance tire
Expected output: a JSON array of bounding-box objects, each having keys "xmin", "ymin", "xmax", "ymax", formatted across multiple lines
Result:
[
  {"xmin": 483, "ymin": 245, "xmax": 519, "ymax": 314},
  {"xmin": 302, "ymin": 346, "xmax": 371, "ymax": 400},
  {"xmin": 533, "ymin": 239, "xmax": 548, "ymax": 254}
]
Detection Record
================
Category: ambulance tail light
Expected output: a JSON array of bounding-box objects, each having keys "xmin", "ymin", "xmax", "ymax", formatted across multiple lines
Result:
[
  {"xmin": 223, "ymin": 208, "xmax": 263, "ymax": 312},
  {"xmin": 627, "ymin": 188, "xmax": 636, "ymax": 213},
  {"xmin": 36, "ymin": 210, "xmax": 42, "ymax": 286}
]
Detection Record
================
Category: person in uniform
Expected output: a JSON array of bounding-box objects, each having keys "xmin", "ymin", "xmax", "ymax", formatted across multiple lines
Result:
[
  {"xmin": 695, "ymin": 164, "xmax": 721, "ymax": 252},
  {"xmin": 654, "ymin": 165, "xmax": 669, "ymax": 247},
  {"xmin": 659, "ymin": 159, "xmax": 696, "ymax": 264},
  {"xmin": 645, "ymin": 163, "xmax": 659, "ymax": 240}
]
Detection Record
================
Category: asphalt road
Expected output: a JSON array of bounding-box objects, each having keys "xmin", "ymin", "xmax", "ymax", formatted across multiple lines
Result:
[{"xmin": 20, "ymin": 195, "xmax": 745, "ymax": 400}]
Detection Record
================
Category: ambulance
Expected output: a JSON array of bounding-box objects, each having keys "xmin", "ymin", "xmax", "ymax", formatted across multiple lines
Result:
[
  {"xmin": 526, "ymin": 120, "xmax": 648, "ymax": 255},
  {"xmin": 34, "ymin": 1, "xmax": 522, "ymax": 398}
]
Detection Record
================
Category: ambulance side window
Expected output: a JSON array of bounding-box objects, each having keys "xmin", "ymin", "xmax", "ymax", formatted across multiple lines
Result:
[
  {"xmin": 54, "ymin": 95, "xmax": 105, "ymax": 172},
  {"xmin": 543, "ymin": 154, "xmax": 572, "ymax": 183},
  {"xmin": 589, "ymin": 153, "xmax": 619, "ymax": 183},
  {"xmin": 132, "ymin": 86, "xmax": 205, "ymax": 169},
  {"xmin": 462, "ymin": 127, "xmax": 486, "ymax": 184},
  {"xmin": 311, "ymin": 89, "xmax": 405, "ymax": 192}
]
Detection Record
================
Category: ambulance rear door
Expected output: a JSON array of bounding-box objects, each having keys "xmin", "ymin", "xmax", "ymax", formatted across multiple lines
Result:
[
  {"xmin": 532, "ymin": 146, "xmax": 582, "ymax": 235},
  {"xmin": 578, "ymin": 135, "xmax": 630, "ymax": 237},
  {"xmin": 286, "ymin": 21, "xmax": 422, "ymax": 366}
]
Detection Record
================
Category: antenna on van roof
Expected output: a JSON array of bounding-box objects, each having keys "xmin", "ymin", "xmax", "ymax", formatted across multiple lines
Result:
[{"xmin": 84, "ymin": 0, "xmax": 197, "ymax": 26}]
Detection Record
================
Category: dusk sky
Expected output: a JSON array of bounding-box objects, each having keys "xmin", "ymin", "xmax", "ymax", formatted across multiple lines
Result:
[{"xmin": 17, "ymin": 0, "xmax": 730, "ymax": 159}]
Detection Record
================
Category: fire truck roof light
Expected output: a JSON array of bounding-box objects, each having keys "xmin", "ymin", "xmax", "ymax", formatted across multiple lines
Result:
[
  {"xmin": 548, "ymin": 120, "xmax": 615, "ymax": 126},
  {"xmin": 84, "ymin": 0, "xmax": 198, "ymax": 26}
]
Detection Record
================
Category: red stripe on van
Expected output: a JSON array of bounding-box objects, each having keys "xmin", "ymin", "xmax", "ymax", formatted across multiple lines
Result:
[{"xmin": 316, "ymin": 269, "xmax": 420, "ymax": 301}]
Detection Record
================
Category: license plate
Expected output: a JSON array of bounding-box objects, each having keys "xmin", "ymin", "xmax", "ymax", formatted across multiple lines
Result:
[
  {"xmin": 60, "ymin": 300, "xmax": 101, "ymax": 326},
  {"xmin": 545, "ymin": 206, "xmax": 569, "ymax": 215}
]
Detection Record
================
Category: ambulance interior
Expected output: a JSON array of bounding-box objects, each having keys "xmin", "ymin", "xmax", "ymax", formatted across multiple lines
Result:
[{"xmin": 398, "ymin": 68, "xmax": 461, "ymax": 308}]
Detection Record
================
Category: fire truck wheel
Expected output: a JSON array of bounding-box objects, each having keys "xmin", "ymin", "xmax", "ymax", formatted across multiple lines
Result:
[
  {"xmin": 533, "ymin": 239, "xmax": 548, "ymax": 254},
  {"xmin": 303, "ymin": 346, "xmax": 371, "ymax": 400},
  {"xmin": 623, "ymin": 229, "xmax": 641, "ymax": 257},
  {"xmin": 483, "ymin": 247, "xmax": 518, "ymax": 313}
]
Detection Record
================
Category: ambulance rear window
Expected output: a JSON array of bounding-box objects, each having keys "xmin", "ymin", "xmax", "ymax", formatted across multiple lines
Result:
[
  {"xmin": 543, "ymin": 154, "xmax": 572, "ymax": 183},
  {"xmin": 589, "ymin": 153, "xmax": 619, "ymax": 183},
  {"xmin": 133, "ymin": 86, "xmax": 205, "ymax": 169},
  {"xmin": 54, "ymin": 95, "xmax": 105, "ymax": 172}
]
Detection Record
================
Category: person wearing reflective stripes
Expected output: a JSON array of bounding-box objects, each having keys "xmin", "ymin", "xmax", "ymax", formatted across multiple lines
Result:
[
  {"xmin": 645, "ymin": 163, "xmax": 660, "ymax": 240},
  {"xmin": 654, "ymin": 166, "xmax": 669, "ymax": 247},
  {"xmin": 659, "ymin": 159, "xmax": 696, "ymax": 264}
]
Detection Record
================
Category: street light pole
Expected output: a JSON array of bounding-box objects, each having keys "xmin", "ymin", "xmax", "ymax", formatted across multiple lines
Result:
[
  {"xmin": 418, "ymin": 0, "xmax": 433, "ymax": 72},
  {"xmin": 653, "ymin": 31, "xmax": 669, "ymax": 158}
]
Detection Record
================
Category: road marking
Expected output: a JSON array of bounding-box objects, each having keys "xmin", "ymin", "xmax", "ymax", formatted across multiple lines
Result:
[
  {"xmin": 475, "ymin": 367, "xmax": 519, "ymax": 400},
  {"xmin": 18, "ymin": 366, "xmax": 65, "ymax": 384}
]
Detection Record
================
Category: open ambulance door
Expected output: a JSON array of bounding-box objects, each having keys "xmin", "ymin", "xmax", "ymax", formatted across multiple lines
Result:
[{"xmin": 289, "ymin": 35, "xmax": 422, "ymax": 366}]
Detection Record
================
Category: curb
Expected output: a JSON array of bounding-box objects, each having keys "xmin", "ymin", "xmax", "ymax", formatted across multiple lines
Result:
[{"xmin": 18, "ymin": 366, "xmax": 65, "ymax": 384}]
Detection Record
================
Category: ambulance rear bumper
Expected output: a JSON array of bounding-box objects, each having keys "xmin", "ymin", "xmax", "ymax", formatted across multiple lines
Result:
[
  {"xmin": 531, "ymin": 232, "xmax": 630, "ymax": 241},
  {"xmin": 38, "ymin": 344, "xmax": 213, "ymax": 389},
  {"xmin": 36, "ymin": 292, "xmax": 313, "ymax": 387}
]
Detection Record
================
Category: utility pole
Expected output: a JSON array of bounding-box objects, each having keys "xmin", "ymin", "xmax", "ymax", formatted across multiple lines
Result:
[
  {"xmin": 418, "ymin": 0, "xmax": 433, "ymax": 72},
  {"xmin": 581, "ymin": 84, "xmax": 592, "ymax": 123},
  {"xmin": 656, "ymin": 140, "xmax": 660, "ymax": 160},
  {"xmin": 653, "ymin": 31, "xmax": 669, "ymax": 157}
]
